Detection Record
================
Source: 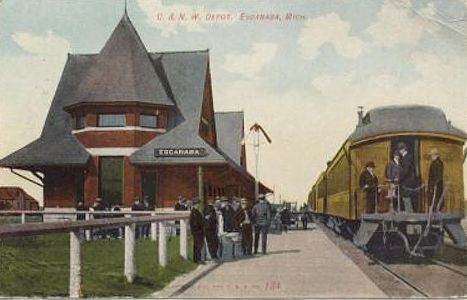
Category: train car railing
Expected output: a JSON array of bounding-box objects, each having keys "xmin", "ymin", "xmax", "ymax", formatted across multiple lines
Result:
[
  {"xmin": 0, "ymin": 212, "xmax": 190, "ymax": 298},
  {"xmin": 370, "ymin": 182, "xmax": 451, "ymax": 215}
]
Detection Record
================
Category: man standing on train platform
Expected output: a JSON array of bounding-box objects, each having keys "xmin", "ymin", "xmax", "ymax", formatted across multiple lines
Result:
[
  {"xmin": 252, "ymin": 194, "xmax": 271, "ymax": 254},
  {"xmin": 398, "ymin": 142, "xmax": 418, "ymax": 212},
  {"xmin": 301, "ymin": 205, "xmax": 310, "ymax": 230},
  {"xmin": 203, "ymin": 199, "xmax": 219, "ymax": 260},
  {"xmin": 428, "ymin": 148, "xmax": 444, "ymax": 211},
  {"xmin": 220, "ymin": 196, "xmax": 235, "ymax": 232},
  {"xmin": 359, "ymin": 161, "xmax": 380, "ymax": 214},
  {"xmin": 189, "ymin": 200, "xmax": 205, "ymax": 264},
  {"xmin": 233, "ymin": 198, "xmax": 254, "ymax": 255}
]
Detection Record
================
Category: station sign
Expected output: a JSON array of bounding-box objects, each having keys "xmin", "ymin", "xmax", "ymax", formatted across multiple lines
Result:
[{"xmin": 154, "ymin": 148, "xmax": 207, "ymax": 157}]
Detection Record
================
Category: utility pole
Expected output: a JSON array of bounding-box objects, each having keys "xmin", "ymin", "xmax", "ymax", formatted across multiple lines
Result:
[
  {"xmin": 254, "ymin": 128, "xmax": 260, "ymax": 202},
  {"xmin": 244, "ymin": 123, "xmax": 272, "ymax": 202}
]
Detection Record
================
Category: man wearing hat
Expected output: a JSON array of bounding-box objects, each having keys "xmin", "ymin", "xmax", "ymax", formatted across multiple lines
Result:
[
  {"xmin": 203, "ymin": 199, "xmax": 219, "ymax": 260},
  {"xmin": 252, "ymin": 194, "xmax": 271, "ymax": 254},
  {"xmin": 189, "ymin": 199, "xmax": 205, "ymax": 263},
  {"xmin": 220, "ymin": 196, "xmax": 235, "ymax": 232},
  {"xmin": 428, "ymin": 148, "xmax": 444, "ymax": 211},
  {"xmin": 91, "ymin": 197, "xmax": 107, "ymax": 238},
  {"xmin": 398, "ymin": 142, "xmax": 417, "ymax": 212},
  {"xmin": 359, "ymin": 161, "xmax": 379, "ymax": 213},
  {"xmin": 233, "ymin": 198, "xmax": 254, "ymax": 255}
]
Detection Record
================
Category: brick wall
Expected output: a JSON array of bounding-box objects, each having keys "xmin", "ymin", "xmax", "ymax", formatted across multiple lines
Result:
[
  {"xmin": 43, "ymin": 169, "xmax": 75, "ymax": 208},
  {"xmin": 123, "ymin": 157, "xmax": 141, "ymax": 207},
  {"xmin": 43, "ymin": 162, "xmax": 258, "ymax": 209},
  {"xmin": 157, "ymin": 166, "xmax": 197, "ymax": 208},
  {"xmin": 75, "ymin": 130, "xmax": 159, "ymax": 148},
  {"xmin": 84, "ymin": 157, "xmax": 99, "ymax": 207}
]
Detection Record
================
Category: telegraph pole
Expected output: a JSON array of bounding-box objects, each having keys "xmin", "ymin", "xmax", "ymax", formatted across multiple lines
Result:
[
  {"xmin": 254, "ymin": 128, "xmax": 260, "ymax": 202},
  {"xmin": 245, "ymin": 123, "xmax": 272, "ymax": 201}
]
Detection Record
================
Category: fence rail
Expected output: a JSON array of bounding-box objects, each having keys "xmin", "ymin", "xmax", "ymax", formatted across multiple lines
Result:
[{"xmin": 0, "ymin": 212, "xmax": 190, "ymax": 298}]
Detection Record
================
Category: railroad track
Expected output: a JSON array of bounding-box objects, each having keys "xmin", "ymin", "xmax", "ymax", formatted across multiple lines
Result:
[
  {"xmin": 368, "ymin": 252, "xmax": 467, "ymax": 298},
  {"xmin": 430, "ymin": 258, "xmax": 467, "ymax": 277},
  {"xmin": 316, "ymin": 221, "xmax": 467, "ymax": 297},
  {"xmin": 367, "ymin": 253, "xmax": 430, "ymax": 298}
]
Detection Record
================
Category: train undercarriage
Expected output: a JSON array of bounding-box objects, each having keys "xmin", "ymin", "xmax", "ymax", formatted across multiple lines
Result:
[{"xmin": 311, "ymin": 211, "xmax": 466, "ymax": 257}]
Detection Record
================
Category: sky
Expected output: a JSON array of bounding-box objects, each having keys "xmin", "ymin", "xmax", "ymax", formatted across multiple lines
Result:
[{"xmin": 0, "ymin": 0, "xmax": 466, "ymax": 205}]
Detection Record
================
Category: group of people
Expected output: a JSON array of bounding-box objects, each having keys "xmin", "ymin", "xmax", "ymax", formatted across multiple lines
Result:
[
  {"xmin": 186, "ymin": 194, "xmax": 272, "ymax": 264},
  {"xmin": 75, "ymin": 196, "xmax": 155, "ymax": 239},
  {"xmin": 359, "ymin": 142, "xmax": 444, "ymax": 213}
]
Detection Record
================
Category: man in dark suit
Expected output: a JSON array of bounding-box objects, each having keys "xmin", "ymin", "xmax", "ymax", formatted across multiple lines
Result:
[
  {"xmin": 233, "ymin": 198, "xmax": 253, "ymax": 255},
  {"xmin": 189, "ymin": 200, "xmax": 205, "ymax": 264},
  {"xmin": 220, "ymin": 197, "xmax": 235, "ymax": 232},
  {"xmin": 359, "ymin": 161, "xmax": 379, "ymax": 213},
  {"xmin": 252, "ymin": 194, "xmax": 271, "ymax": 254},
  {"xmin": 428, "ymin": 148, "xmax": 444, "ymax": 211},
  {"xmin": 76, "ymin": 201, "xmax": 87, "ymax": 221},
  {"xmin": 398, "ymin": 142, "xmax": 417, "ymax": 212},
  {"xmin": 203, "ymin": 199, "xmax": 219, "ymax": 260},
  {"xmin": 131, "ymin": 197, "xmax": 145, "ymax": 239}
]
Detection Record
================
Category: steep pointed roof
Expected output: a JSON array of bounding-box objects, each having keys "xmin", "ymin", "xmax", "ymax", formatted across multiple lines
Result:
[
  {"xmin": 0, "ymin": 55, "xmax": 92, "ymax": 169},
  {"xmin": 215, "ymin": 111, "xmax": 244, "ymax": 166},
  {"xmin": 70, "ymin": 12, "xmax": 174, "ymax": 106}
]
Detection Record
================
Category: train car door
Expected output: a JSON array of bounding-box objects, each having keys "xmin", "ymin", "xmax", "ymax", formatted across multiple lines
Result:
[{"xmin": 390, "ymin": 136, "xmax": 421, "ymax": 211}]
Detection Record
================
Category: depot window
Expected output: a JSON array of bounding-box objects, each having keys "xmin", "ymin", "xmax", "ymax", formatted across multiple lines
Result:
[
  {"xmin": 139, "ymin": 114, "xmax": 158, "ymax": 128},
  {"xmin": 98, "ymin": 114, "xmax": 126, "ymax": 127},
  {"xmin": 76, "ymin": 115, "xmax": 86, "ymax": 129}
]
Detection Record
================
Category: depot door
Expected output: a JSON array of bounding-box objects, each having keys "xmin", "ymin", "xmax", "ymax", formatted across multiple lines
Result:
[{"xmin": 141, "ymin": 172, "xmax": 157, "ymax": 209}]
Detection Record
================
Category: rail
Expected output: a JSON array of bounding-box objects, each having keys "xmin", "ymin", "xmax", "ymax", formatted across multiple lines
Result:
[{"xmin": 0, "ymin": 212, "xmax": 190, "ymax": 298}]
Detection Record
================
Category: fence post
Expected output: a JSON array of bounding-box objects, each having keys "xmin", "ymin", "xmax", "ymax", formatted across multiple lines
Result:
[
  {"xmin": 151, "ymin": 213, "xmax": 157, "ymax": 241},
  {"xmin": 21, "ymin": 212, "xmax": 26, "ymax": 224},
  {"xmin": 85, "ymin": 213, "xmax": 91, "ymax": 241},
  {"xmin": 124, "ymin": 223, "xmax": 136, "ymax": 283},
  {"xmin": 69, "ymin": 230, "xmax": 82, "ymax": 298},
  {"xmin": 158, "ymin": 221, "xmax": 167, "ymax": 267},
  {"xmin": 180, "ymin": 218, "xmax": 188, "ymax": 259}
]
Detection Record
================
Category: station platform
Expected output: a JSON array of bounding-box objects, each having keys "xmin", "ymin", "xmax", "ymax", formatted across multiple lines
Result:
[{"xmin": 173, "ymin": 226, "xmax": 387, "ymax": 298}]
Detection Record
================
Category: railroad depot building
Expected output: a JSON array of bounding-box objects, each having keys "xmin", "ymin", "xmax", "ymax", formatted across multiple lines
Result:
[{"xmin": 0, "ymin": 12, "xmax": 270, "ymax": 209}]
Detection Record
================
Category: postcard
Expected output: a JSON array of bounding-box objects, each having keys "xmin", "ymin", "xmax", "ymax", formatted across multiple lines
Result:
[{"xmin": 0, "ymin": 0, "xmax": 466, "ymax": 298}]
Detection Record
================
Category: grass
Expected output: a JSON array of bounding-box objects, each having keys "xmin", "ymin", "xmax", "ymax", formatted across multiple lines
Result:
[
  {"xmin": 0, "ymin": 215, "xmax": 43, "ymax": 224},
  {"xmin": 0, "ymin": 233, "xmax": 196, "ymax": 297}
]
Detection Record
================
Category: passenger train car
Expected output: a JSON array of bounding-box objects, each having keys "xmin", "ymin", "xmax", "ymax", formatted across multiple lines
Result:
[{"xmin": 308, "ymin": 105, "xmax": 466, "ymax": 256}]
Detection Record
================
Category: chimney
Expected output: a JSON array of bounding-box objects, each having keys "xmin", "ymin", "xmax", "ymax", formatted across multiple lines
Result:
[{"xmin": 357, "ymin": 106, "xmax": 364, "ymax": 127}]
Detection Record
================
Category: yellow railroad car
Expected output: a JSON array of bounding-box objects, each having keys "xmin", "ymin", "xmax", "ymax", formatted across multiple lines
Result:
[{"xmin": 309, "ymin": 105, "xmax": 466, "ymax": 256}]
